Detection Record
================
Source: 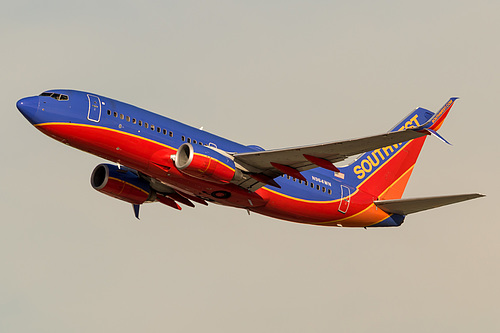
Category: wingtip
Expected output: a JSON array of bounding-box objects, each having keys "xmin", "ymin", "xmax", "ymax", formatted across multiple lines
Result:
[
  {"xmin": 462, "ymin": 193, "xmax": 486, "ymax": 200},
  {"xmin": 133, "ymin": 204, "xmax": 141, "ymax": 220},
  {"xmin": 414, "ymin": 97, "xmax": 458, "ymax": 133}
]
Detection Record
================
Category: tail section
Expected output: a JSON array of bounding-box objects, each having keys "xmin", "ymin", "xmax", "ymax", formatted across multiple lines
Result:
[{"xmin": 339, "ymin": 98, "xmax": 458, "ymax": 200}]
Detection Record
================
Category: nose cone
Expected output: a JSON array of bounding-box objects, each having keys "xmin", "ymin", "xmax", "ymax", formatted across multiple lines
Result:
[{"xmin": 17, "ymin": 96, "xmax": 39, "ymax": 123}]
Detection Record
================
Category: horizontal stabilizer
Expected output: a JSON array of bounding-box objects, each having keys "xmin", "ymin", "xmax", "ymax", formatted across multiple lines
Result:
[{"xmin": 374, "ymin": 193, "xmax": 485, "ymax": 215}]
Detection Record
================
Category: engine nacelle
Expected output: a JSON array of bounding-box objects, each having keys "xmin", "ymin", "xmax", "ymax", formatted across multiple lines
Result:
[
  {"xmin": 91, "ymin": 164, "xmax": 153, "ymax": 204},
  {"xmin": 174, "ymin": 143, "xmax": 241, "ymax": 183}
]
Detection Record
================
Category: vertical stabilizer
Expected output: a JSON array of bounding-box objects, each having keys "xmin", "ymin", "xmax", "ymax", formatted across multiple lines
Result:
[{"xmin": 338, "ymin": 98, "xmax": 458, "ymax": 200}]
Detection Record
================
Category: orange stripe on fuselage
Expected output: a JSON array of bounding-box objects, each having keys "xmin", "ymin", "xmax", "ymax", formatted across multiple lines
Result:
[
  {"xmin": 35, "ymin": 122, "xmax": 267, "ymax": 208},
  {"xmin": 35, "ymin": 121, "xmax": 420, "ymax": 227},
  {"xmin": 253, "ymin": 137, "xmax": 427, "ymax": 227}
]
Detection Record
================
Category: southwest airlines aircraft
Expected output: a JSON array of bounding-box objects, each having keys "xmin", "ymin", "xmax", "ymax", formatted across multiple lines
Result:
[{"xmin": 17, "ymin": 90, "xmax": 483, "ymax": 227}]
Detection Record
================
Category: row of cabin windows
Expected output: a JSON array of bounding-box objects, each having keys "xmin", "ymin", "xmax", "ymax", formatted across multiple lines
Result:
[
  {"xmin": 106, "ymin": 109, "xmax": 204, "ymax": 145},
  {"xmin": 105, "ymin": 109, "xmax": 331, "ymax": 193},
  {"xmin": 282, "ymin": 174, "xmax": 333, "ymax": 195}
]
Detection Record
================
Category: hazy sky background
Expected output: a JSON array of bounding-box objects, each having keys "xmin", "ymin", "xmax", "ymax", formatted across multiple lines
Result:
[{"xmin": 1, "ymin": 1, "xmax": 498, "ymax": 332}]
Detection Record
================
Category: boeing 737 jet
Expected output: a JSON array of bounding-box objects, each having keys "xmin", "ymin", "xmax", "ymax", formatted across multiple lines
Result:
[{"xmin": 16, "ymin": 90, "xmax": 483, "ymax": 227}]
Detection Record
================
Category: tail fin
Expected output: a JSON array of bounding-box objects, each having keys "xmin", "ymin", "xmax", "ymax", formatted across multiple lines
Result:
[{"xmin": 338, "ymin": 98, "xmax": 458, "ymax": 200}]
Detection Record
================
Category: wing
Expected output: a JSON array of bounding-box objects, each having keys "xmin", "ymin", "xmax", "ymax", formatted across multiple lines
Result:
[
  {"xmin": 232, "ymin": 98, "xmax": 458, "ymax": 191},
  {"xmin": 233, "ymin": 128, "xmax": 427, "ymax": 190}
]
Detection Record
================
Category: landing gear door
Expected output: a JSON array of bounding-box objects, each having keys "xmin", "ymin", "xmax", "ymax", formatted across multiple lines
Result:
[
  {"xmin": 338, "ymin": 185, "xmax": 351, "ymax": 214},
  {"xmin": 87, "ymin": 94, "xmax": 101, "ymax": 122}
]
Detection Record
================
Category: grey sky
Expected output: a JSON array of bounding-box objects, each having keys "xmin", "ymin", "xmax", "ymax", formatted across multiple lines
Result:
[{"xmin": 1, "ymin": 1, "xmax": 498, "ymax": 332}]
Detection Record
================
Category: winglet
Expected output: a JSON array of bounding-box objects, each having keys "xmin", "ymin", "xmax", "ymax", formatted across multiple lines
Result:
[
  {"xmin": 425, "ymin": 128, "xmax": 452, "ymax": 145},
  {"xmin": 133, "ymin": 204, "xmax": 141, "ymax": 220},
  {"xmin": 418, "ymin": 97, "xmax": 459, "ymax": 132},
  {"xmin": 414, "ymin": 97, "xmax": 458, "ymax": 144}
]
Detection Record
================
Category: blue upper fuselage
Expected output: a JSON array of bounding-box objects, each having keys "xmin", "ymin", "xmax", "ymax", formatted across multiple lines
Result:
[
  {"xmin": 17, "ymin": 89, "xmax": 349, "ymax": 202},
  {"xmin": 17, "ymin": 89, "xmax": 257, "ymax": 153}
]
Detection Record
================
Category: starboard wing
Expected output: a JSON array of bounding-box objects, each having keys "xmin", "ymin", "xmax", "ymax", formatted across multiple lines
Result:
[
  {"xmin": 232, "ymin": 98, "xmax": 458, "ymax": 191},
  {"xmin": 234, "ymin": 128, "xmax": 427, "ymax": 173}
]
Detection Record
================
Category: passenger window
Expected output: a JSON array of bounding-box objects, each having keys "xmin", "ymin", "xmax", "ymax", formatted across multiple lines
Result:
[
  {"xmin": 187, "ymin": 138, "xmax": 191, "ymax": 143},
  {"xmin": 126, "ymin": 116, "xmax": 130, "ymax": 122},
  {"xmin": 145, "ymin": 122, "xmax": 149, "ymax": 129},
  {"xmin": 193, "ymin": 139, "xmax": 197, "ymax": 144},
  {"xmin": 328, "ymin": 189, "xmax": 332, "ymax": 195},
  {"xmin": 120, "ymin": 114, "xmax": 124, "ymax": 120},
  {"xmin": 169, "ymin": 131, "xmax": 173, "ymax": 137},
  {"xmin": 310, "ymin": 183, "xmax": 314, "ymax": 188},
  {"xmin": 157, "ymin": 127, "xmax": 161, "ymax": 133},
  {"xmin": 316, "ymin": 185, "xmax": 320, "ymax": 190},
  {"xmin": 138, "ymin": 120, "xmax": 142, "ymax": 126},
  {"xmin": 304, "ymin": 181, "xmax": 308, "ymax": 186},
  {"xmin": 113, "ymin": 112, "xmax": 118, "ymax": 117},
  {"xmin": 163, "ymin": 129, "xmax": 167, "ymax": 135},
  {"xmin": 151, "ymin": 124, "xmax": 155, "ymax": 131},
  {"xmin": 199, "ymin": 142, "xmax": 203, "ymax": 145},
  {"xmin": 181, "ymin": 136, "xmax": 185, "ymax": 141},
  {"xmin": 322, "ymin": 187, "xmax": 326, "ymax": 192},
  {"xmin": 107, "ymin": 110, "xmax": 111, "ymax": 115}
]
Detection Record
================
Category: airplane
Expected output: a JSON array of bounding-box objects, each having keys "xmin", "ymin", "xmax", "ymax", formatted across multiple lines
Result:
[{"xmin": 16, "ymin": 90, "xmax": 484, "ymax": 227}]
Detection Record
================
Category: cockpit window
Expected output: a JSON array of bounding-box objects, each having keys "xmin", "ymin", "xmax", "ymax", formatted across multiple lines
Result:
[{"xmin": 39, "ymin": 92, "xmax": 69, "ymax": 101}]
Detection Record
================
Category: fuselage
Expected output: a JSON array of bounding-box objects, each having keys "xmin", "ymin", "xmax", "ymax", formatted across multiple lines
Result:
[{"xmin": 17, "ymin": 89, "xmax": 404, "ymax": 227}]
